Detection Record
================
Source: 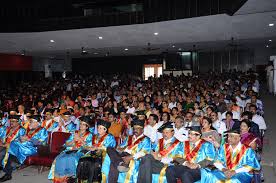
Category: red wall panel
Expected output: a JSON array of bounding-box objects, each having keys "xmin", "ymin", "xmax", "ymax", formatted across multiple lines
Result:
[{"xmin": 0, "ymin": 53, "xmax": 32, "ymax": 71}]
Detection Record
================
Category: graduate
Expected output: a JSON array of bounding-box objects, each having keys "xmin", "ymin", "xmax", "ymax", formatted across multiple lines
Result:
[
  {"xmin": 165, "ymin": 126, "xmax": 216, "ymax": 183},
  {"xmin": 1, "ymin": 115, "xmax": 48, "ymax": 182},
  {"xmin": 200, "ymin": 129, "xmax": 261, "ymax": 183},
  {"xmin": 48, "ymin": 116, "xmax": 93, "ymax": 183},
  {"xmin": 76, "ymin": 119, "xmax": 116, "ymax": 183},
  {"xmin": 107, "ymin": 119, "xmax": 151, "ymax": 183},
  {"xmin": 137, "ymin": 122, "xmax": 184, "ymax": 183},
  {"xmin": 41, "ymin": 108, "xmax": 58, "ymax": 132}
]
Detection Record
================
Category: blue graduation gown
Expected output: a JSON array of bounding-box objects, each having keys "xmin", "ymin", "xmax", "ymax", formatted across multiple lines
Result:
[
  {"xmin": 8, "ymin": 127, "xmax": 48, "ymax": 164},
  {"xmin": 48, "ymin": 130, "xmax": 93, "ymax": 181},
  {"xmin": 200, "ymin": 143, "xmax": 260, "ymax": 183},
  {"xmin": 152, "ymin": 137, "xmax": 184, "ymax": 183},
  {"xmin": 117, "ymin": 135, "xmax": 152, "ymax": 183}
]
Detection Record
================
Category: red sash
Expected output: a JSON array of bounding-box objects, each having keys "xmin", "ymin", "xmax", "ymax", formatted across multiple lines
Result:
[
  {"xmin": 75, "ymin": 130, "xmax": 90, "ymax": 148},
  {"xmin": 159, "ymin": 138, "xmax": 180, "ymax": 157},
  {"xmin": 44, "ymin": 119, "xmax": 55, "ymax": 130},
  {"xmin": 184, "ymin": 140, "xmax": 205, "ymax": 161},
  {"xmin": 6, "ymin": 126, "xmax": 21, "ymax": 144},
  {"xmin": 225, "ymin": 143, "xmax": 247, "ymax": 170},
  {"xmin": 127, "ymin": 135, "xmax": 146, "ymax": 150},
  {"xmin": 26, "ymin": 127, "xmax": 42, "ymax": 139},
  {"xmin": 92, "ymin": 134, "xmax": 108, "ymax": 147}
]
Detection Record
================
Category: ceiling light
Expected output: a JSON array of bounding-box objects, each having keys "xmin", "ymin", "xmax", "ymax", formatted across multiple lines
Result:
[
  {"xmin": 266, "ymin": 45, "xmax": 269, "ymax": 48},
  {"xmin": 178, "ymin": 48, "xmax": 182, "ymax": 51},
  {"xmin": 269, "ymin": 39, "xmax": 272, "ymax": 42},
  {"xmin": 172, "ymin": 45, "xmax": 175, "ymax": 48},
  {"xmin": 50, "ymin": 40, "xmax": 55, "ymax": 43},
  {"xmin": 82, "ymin": 50, "xmax": 87, "ymax": 53},
  {"xmin": 154, "ymin": 32, "xmax": 159, "ymax": 35},
  {"xmin": 94, "ymin": 52, "xmax": 98, "ymax": 55},
  {"xmin": 98, "ymin": 36, "xmax": 103, "ymax": 39},
  {"xmin": 124, "ymin": 48, "xmax": 128, "ymax": 51},
  {"xmin": 269, "ymin": 23, "xmax": 274, "ymax": 27}
]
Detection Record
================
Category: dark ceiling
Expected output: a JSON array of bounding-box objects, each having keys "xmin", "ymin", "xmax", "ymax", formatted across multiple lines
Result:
[{"xmin": 1, "ymin": 0, "xmax": 247, "ymax": 32}]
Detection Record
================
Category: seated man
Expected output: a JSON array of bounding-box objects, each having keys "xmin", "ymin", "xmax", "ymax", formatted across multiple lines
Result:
[
  {"xmin": 166, "ymin": 126, "xmax": 216, "ymax": 183},
  {"xmin": 137, "ymin": 122, "xmax": 183, "ymax": 183},
  {"xmin": 200, "ymin": 129, "xmax": 260, "ymax": 183},
  {"xmin": 41, "ymin": 108, "xmax": 59, "ymax": 132},
  {"xmin": 107, "ymin": 119, "xmax": 151, "ymax": 183},
  {"xmin": 1, "ymin": 115, "xmax": 48, "ymax": 182},
  {"xmin": 0, "ymin": 115, "xmax": 25, "ymax": 170}
]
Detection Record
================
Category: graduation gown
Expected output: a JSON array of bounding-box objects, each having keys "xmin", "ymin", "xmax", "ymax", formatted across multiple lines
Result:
[
  {"xmin": 0, "ymin": 126, "xmax": 26, "ymax": 167},
  {"xmin": 8, "ymin": 127, "xmax": 48, "ymax": 164},
  {"xmin": 41, "ymin": 119, "xmax": 59, "ymax": 132},
  {"xmin": 90, "ymin": 133, "xmax": 116, "ymax": 183},
  {"xmin": 152, "ymin": 137, "xmax": 184, "ymax": 183},
  {"xmin": 200, "ymin": 143, "xmax": 260, "ymax": 183},
  {"xmin": 48, "ymin": 130, "xmax": 93, "ymax": 182},
  {"xmin": 117, "ymin": 135, "xmax": 152, "ymax": 183}
]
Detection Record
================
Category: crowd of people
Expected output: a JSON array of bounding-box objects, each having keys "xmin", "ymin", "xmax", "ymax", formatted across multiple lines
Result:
[{"xmin": 0, "ymin": 70, "xmax": 267, "ymax": 183}]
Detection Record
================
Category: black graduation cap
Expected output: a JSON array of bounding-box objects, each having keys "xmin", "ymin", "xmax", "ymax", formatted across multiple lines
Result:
[
  {"xmin": 157, "ymin": 122, "xmax": 174, "ymax": 133},
  {"xmin": 79, "ymin": 116, "xmax": 92, "ymax": 127},
  {"xmin": 187, "ymin": 126, "xmax": 202, "ymax": 135},
  {"xmin": 31, "ymin": 115, "xmax": 42, "ymax": 122},
  {"xmin": 44, "ymin": 108, "xmax": 54, "ymax": 114},
  {"xmin": 224, "ymin": 129, "xmax": 240, "ymax": 135},
  {"xmin": 131, "ymin": 119, "xmax": 145, "ymax": 128},
  {"xmin": 97, "ymin": 119, "xmax": 111, "ymax": 129},
  {"xmin": 8, "ymin": 115, "xmax": 20, "ymax": 120},
  {"xmin": 62, "ymin": 111, "xmax": 71, "ymax": 116}
]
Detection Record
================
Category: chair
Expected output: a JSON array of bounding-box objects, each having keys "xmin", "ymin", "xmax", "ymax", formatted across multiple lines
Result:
[{"xmin": 24, "ymin": 132, "xmax": 71, "ymax": 172}]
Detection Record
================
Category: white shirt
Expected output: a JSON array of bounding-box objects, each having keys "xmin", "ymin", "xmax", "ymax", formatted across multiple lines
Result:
[
  {"xmin": 161, "ymin": 137, "xmax": 175, "ymax": 164},
  {"xmin": 212, "ymin": 120, "xmax": 227, "ymax": 135},
  {"xmin": 252, "ymin": 115, "xmax": 267, "ymax": 130},
  {"xmin": 168, "ymin": 102, "xmax": 177, "ymax": 110},
  {"xmin": 214, "ymin": 142, "xmax": 251, "ymax": 173},
  {"xmin": 126, "ymin": 107, "xmax": 135, "ymax": 114},
  {"xmin": 144, "ymin": 121, "xmax": 163, "ymax": 143}
]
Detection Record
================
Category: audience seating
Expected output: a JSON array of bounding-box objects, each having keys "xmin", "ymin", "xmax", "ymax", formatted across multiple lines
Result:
[{"xmin": 24, "ymin": 132, "xmax": 71, "ymax": 170}]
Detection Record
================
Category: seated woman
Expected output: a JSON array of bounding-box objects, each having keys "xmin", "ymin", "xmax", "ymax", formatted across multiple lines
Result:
[
  {"xmin": 48, "ymin": 116, "xmax": 93, "ymax": 183},
  {"xmin": 77, "ymin": 119, "xmax": 116, "ymax": 183},
  {"xmin": 201, "ymin": 117, "xmax": 221, "ymax": 149},
  {"xmin": 240, "ymin": 119, "xmax": 261, "ymax": 150}
]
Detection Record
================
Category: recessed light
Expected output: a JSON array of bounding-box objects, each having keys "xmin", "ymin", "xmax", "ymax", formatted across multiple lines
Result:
[
  {"xmin": 154, "ymin": 32, "xmax": 159, "ymax": 35},
  {"xmin": 269, "ymin": 23, "xmax": 274, "ymax": 27},
  {"xmin": 266, "ymin": 45, "xmax": 269, "ymax": 48},
  {"xmin": 172, "ymin": 45, "xmax": 175, "ymax": 48},
  {"xmin": 98, "ymin": 36, "xmax": 103, "ymax": 39},
  {"xmin": 50, "ymin": 40, "xmax": 55, "ymax": 43},
  {"xmin": 269, "ymin": 40, "xmax": 272, "ymax": 42},
  {"xmin": 94, "ymin": 52, "xmax": 98, "ymax": 55},
  {"xmin": 124, "ymin": 48, "xmax": 128, "ymax": 51},
  {"xmin": 178, "ymin": 48, "xmax": 182, "ymax": 51}
]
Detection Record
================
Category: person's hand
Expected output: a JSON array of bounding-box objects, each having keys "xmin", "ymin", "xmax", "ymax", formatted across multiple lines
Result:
[
  {"xmin": 89, "ymin": 146, "xmax": 97, "ymax": 151},
  {"xmin": 20, "ymin": 136, "xmax": 29, "ymax": 142},
  {"xmin": 74, "ymin": 134, "xmax": 80, "ymax": 141},
  {"xmin": 122, "ymin": 155, "xmax": 133, "ymax": 164},
  {"xmin": 224, "ymin": 170, "xmax": 236, "ymax": 179},
  {"xmin": 187, "ymin": 162, "xmax": 200, "ymax": 169}
]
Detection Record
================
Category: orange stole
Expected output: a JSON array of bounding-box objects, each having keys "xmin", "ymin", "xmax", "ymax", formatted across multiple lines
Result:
[
  {"xmin": 5, "ymin": 126, "xmax": 21, "ymax": 144},
  {"xmin": 26, "ymin": 127, "xmax": 42, "ymax": 139},
  {"xmin": 74, "ymin": 131, "xmax": 90, "ymax": 148},
  {"xmin": 184, "ymin": 140, "xmax": 205, "ymax": 161},
  {"xmin": 159, "ymin": 138, "xmax": 180, "ymax": 157},
  {"xmin": 225, "ymin": 143, "xmax": 247, "ymax": 170},
  {"xmin": 92, "ymin": 134, "xmax": 108, "ymax": 147},
  {"xmin": 126, "ymin": 135, "xmax": 146, "ymax": 150},
  {"xmin": 42, "ymin": 119, "xmax": 55, "ymax": 130}
]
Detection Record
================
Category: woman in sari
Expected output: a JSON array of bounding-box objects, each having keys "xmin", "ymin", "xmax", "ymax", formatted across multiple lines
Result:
[
  {"xmin": 201, "ymin": 116, "xmax": 221, "ymax": 148},
  {"xmin": 48, "ymin": 116, "xmax": 93, "ymax": 183},
  {"xmin": 77, "ymin": 119, "xmax": 116, "ymax": 183},
  {"xmin": 240, "ymin": 119, "xmax": 261, "ymax": 150}
]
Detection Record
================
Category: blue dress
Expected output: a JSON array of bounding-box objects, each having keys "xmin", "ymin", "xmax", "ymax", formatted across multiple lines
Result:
[
  {"xmin": 8, "ymin": 127, "xmax": 48, "ymax": 164},
  {"xmin": 117, "ymin": 135, "xmax": 152, "ymax": 183},
  {"xmin": 48, "ymin": 130, "xmax": 92, "ymax": 182},
  {"xmin": 200, "ymin": 143, "xmax": 261, "ymax": 183}
]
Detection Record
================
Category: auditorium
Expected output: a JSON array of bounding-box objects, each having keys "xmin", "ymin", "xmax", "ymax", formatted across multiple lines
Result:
[{"xmin": 0, "ymin": 0, "xmax": 276, "ymax": 183}]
